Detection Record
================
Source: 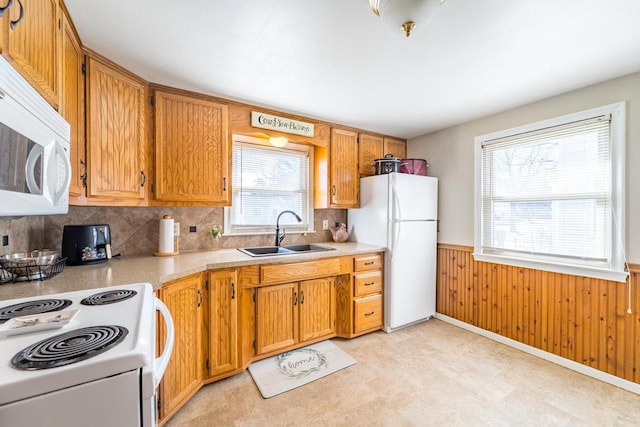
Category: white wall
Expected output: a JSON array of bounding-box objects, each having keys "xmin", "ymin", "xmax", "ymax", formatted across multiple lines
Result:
[{"xmin": 409, "ymin": 71, "xmax": 640, "ymax": 262}]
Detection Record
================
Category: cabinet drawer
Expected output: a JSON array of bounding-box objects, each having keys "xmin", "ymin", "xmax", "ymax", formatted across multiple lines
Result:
[
  {"xmin": 354, "ymin": 271, "xmax": 382, "ymax": 297},
  {"xmin": 260, "ymin": 258, "xmax": 341, "ymax": 284},
  {"xmin": 354, "ymin": 294, "xmax": 383, "ymax": 333},
  {"xmin": 353, "ymin": 254, "xmax": 383, "ymax": 272}
]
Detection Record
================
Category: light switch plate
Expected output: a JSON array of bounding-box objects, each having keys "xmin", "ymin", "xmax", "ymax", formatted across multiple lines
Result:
[{"xmin": 322, "ymin": 220, "xmax": 329, "ymax": 230}]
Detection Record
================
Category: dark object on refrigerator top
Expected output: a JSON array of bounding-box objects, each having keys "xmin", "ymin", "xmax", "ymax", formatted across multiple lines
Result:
[{"xmin": 373, "ymin": 154, "xmax": 400, "ymax": 174}]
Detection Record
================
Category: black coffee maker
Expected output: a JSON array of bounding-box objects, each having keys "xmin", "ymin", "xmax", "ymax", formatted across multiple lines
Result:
[{"xmin": 61, "ymin": 224, "xmax": 112, "ymax": 265}]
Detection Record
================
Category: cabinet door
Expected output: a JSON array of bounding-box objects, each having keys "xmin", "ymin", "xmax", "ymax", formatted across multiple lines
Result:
[
  {"xmin": 86, "ymin": 56, "xmax": 148, "ymax": 202},
  {"xmin": 256, "ymin": 283, "xmax": 298, "ymax": 355},
  {"xmin": 383, "ymin": 137, "xmax": 406, "ymax": 159},
  {"xmin": 208, "ymin": 269, "xmax": 238, "ymax": 377},
  {"xmin": 158, "ymin": 275, "xmax": 204, "ymax": 420},
  {"xmin": 154, "ymin": 91, "xmax": 230, "ymax": 204},
  {"xmin": 1, "ymin": 0, "xmax": 60, "ymax": 107},
  {"xmin": 329, "ymin": 128, "xmax": 359, "ymax": 207},
  {"xmin": 60, "ymin": 10, "xmax": 84, "ymax": 198},
  {"xmin": 299, "ymin": 277, "xmax": 336, "ymax": 342},
  {"xmin": 358, "ymin": 133, "xmax": 383, "ymax": 177}
]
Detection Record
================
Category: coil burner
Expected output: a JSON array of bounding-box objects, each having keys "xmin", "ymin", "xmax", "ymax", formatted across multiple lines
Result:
[
  {"xmin": 11, "ymin": 325, "xmax": 128, "ymax": 370},
  {"xmin": 0, "ymin": 299, "xmax": 72, "ymax": 324},
  {"xmin": 80, "ymin": 289, "xmax": 137, "ymax": 306}
]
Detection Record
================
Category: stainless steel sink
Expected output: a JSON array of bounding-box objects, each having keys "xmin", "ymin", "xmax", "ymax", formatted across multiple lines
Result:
[{"xmin": 238, "ymin": 244, "xmax": 335, "ymax": 257}]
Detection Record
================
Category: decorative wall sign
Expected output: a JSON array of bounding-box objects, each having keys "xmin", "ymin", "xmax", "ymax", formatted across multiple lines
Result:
[{"xmin": 251, "ymin": 111, "xmax": 314, "ymax": 138}]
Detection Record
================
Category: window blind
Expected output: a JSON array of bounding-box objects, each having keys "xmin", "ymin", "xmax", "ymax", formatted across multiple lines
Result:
[
  {"xmin": 480, "ymin": 115, "xmax": 612, "ymax": 267},
  {"xmin": 230, "ymin": 142, "xmax": 309, "ymax": 233}
]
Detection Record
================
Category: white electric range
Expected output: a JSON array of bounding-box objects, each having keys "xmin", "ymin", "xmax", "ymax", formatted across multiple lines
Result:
[{"xmin": 0, "ymin": 283, "xmax": 174, "ymax": 427}]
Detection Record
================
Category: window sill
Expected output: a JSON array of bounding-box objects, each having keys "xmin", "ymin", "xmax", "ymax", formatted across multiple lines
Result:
[
  {"xmin": 222, "ymin": 229, "xmax": 317, "ymax": 237},
  {"xmin": 472, "ymin": 252, "xmax": 629, "ymax": 283}
]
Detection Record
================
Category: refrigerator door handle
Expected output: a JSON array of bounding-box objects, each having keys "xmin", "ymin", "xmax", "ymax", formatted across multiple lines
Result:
[
  {"xmin": 391, "ymin": 173, "xmax": 402, "ymax": 222},
  {"xmin": 391, "ymin": 220, "xmax": 401, "ymax": 262},
  {"xmin": 390, "ymin": 174, "xmax": 402, "ymax": 261}
]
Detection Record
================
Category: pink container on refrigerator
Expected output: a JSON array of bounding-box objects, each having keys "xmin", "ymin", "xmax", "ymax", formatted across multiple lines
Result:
[{"xmin": 399, "ymin": 159, "xmax": 428, "ymax": 176}]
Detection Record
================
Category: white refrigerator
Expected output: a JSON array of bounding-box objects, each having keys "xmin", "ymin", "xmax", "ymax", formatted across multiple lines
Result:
[{"xmin": 348, "ymin": 173, "xmax": 438, "ymax": 332}]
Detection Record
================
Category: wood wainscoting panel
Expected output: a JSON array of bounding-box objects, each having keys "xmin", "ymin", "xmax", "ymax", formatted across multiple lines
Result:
[{"xmin": 436, "ymin": 244, "xmax": 640, "ymax": 384}]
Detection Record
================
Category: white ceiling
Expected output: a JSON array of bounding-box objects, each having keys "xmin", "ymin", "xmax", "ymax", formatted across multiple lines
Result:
[{"xmin": 65, "ymin": 0, "xmax": 640, "ymax": 139}]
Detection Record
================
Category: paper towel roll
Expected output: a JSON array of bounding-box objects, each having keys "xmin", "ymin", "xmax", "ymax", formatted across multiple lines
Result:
[{"xmin": 159, "ymin": 215, "xmax": 175, "ymax": 254}]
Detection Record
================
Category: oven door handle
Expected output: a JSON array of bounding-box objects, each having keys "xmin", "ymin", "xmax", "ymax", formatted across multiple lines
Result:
[{"xmin": 154, "ymin": 296, "xmax": 174, "ymax": 389}]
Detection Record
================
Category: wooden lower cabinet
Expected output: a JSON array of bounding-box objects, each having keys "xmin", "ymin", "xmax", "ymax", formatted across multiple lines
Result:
[
  {"xmin": 158, "ymin": 253, "xmax": 382, "ymax": 424},
  {"xmin": 354, "ymin": 294, "xmax": 383, "ymax": 333},
  {"xmin": 207, "ymin": 269, "xmax": 238, "ymax": 377},
  {"xmin": 158, "ymin": 273, "xmax": 204, "ymax": 423},
  {"xmin": 256, "ymin": 283, "xmax": 298, "ymax": 354},
  {"xmin": 299, "ymin": 277, "xmax": 336, "ymax": 341},
  {"xmin": 256, "ymin": 277, "xmax": 336, "ymax": 355},
  {"xmin": 337, "ymin": 253, "xmax": 384, "ymax": 337}
]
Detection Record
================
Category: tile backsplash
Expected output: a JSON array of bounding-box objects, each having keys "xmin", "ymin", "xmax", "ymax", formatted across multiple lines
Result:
[
  {"xmin": 0, "ymin": 216, "xmax": 44, "ymax": 256},
  {"xmin": 18, "ymin": 206, "xmax": 347, "ymax": 257}
]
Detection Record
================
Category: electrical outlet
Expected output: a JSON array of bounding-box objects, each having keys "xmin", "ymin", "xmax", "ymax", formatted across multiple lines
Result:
[
  {"xmin": 322, "ymin": 220, "xmax": 329, "ymax": 230},
  {"xmin": 189, "ymin": 226, "xmax": 197, "ymax": 233},
  {"xmin": 2, "ymin": 235, "xmax": 8, "ymax": 246}
]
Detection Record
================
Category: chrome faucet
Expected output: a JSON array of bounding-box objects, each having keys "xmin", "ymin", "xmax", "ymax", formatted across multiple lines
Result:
[{"xmin": 275, "ymin": 210, "xmax": 302, "ymax": 246}]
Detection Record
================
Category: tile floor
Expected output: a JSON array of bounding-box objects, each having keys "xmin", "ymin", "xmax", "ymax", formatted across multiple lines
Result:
[{"xmin": 165, "ymin": 319, "xmax": 640, "ymax": 426}]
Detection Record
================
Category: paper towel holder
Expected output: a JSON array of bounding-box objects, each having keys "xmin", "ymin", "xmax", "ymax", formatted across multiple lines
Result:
[{"xmin": 154, "ymin": 214, "xmax": 180, "ymax": 257}]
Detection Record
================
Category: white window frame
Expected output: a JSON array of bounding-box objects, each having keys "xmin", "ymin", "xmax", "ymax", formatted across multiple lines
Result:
[
  {"xmin": 473, "ymin": 102, "xmax": 627, "ymax": 282},
  {"xmin": 223, "ymin": 134, "xmax": 315, "ymax": 236}
]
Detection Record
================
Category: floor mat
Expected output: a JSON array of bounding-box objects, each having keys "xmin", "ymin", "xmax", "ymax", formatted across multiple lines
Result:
[{"xmin": 248, "ymin": 340, "xmax": 356, "ymax": 398}]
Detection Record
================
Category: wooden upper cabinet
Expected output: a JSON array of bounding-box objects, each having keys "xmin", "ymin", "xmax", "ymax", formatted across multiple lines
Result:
[
  {"xmin": 154, "ymin": 90, "xmax": 230, "ymax": 205},
  {"xmin": 383, "ymin": 137, "xmax": 407, "ymax": 159},
  {"xmin": 60, "ymin": 10, "xmax": 84, "ymax": 199},
  {"xmin": 85, "ymin": 55, "xmax": 148, "ymax": 203},
  {"xmin": 358, "ymin": 133, "xmax": 383, "ymax": 177},
  {"xmin": 0, "ymin": 0, "xmax": 60, "ymax": 108},
  {"xmin": 329, "ymin": 128, "xmax": 359, "ymax": 207},
  {"xmin": 315, "ymin": 128, "xmax": 359, "ymax": 208}
]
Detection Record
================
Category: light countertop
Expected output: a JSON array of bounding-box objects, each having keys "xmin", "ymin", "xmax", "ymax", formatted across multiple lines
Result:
[{"xmin": 0, "ymin": 242, "xmax": 385, "ymax": 301}]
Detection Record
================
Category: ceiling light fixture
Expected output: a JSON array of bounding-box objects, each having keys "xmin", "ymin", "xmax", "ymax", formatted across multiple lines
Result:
[
  {"xmin": 269, "ymin": 136, "xmax": 289, "ymax": 148},
  {"xmin": 369, "ymin": 0, "xmax": 447, "ymax": 37}
]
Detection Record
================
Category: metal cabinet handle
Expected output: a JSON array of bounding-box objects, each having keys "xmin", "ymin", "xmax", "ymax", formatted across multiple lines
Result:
[
  {"xmin": 10, "ymin": 0, "xmax": 23, "ymax": 29},
  {"xmin": 300, "ymin": 290, "xmax": 304, "ymax": 304},
  {"xmin": 140, "ymin": 170, "xmax": 146, "ymax": 187},
  {"xmin": 231, "ymin": 282, "xmax": 235, "ymax": 299},
  {"xmin": 0, "ymin": 0, "xmax": 13, "ymax": 16},
  {"xmin": 223, "ymin": 177, "xmax": 227, "ymax": 192},
  {"xmin": 364, "ymin": 261, "xmax": 374, "ymax": 265},
  {"xmin": 197, "ymin": 289, "xmax": 203, "ymax": 307},
  {"xmin": 332, "ymin": 185, "xmax": 336, "ymax": 196},
  {"xmin": 364, "ymin": 281, "xmax": 375, "ymax": 286},
  {"xmin": 364, "ymin": 311, "xmax": 375, "ymax": 316},
  {"xmin": 293, "ymin": 291, "xmax": 297, "ymax": 306},
  {"xmin": 80, "ymin": 159, "xmax": 87, "ymax": 188}
]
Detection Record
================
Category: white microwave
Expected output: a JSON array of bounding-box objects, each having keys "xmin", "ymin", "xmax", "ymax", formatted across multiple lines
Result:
[{"xmin": 0, "ymin": 57, "xmax": 71, "ymax": 217}]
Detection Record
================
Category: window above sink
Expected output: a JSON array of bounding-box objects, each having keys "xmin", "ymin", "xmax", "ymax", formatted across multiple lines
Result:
[{"xmin": 224, "ymin": 135, "xmax": 315, "ymax": 236}]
